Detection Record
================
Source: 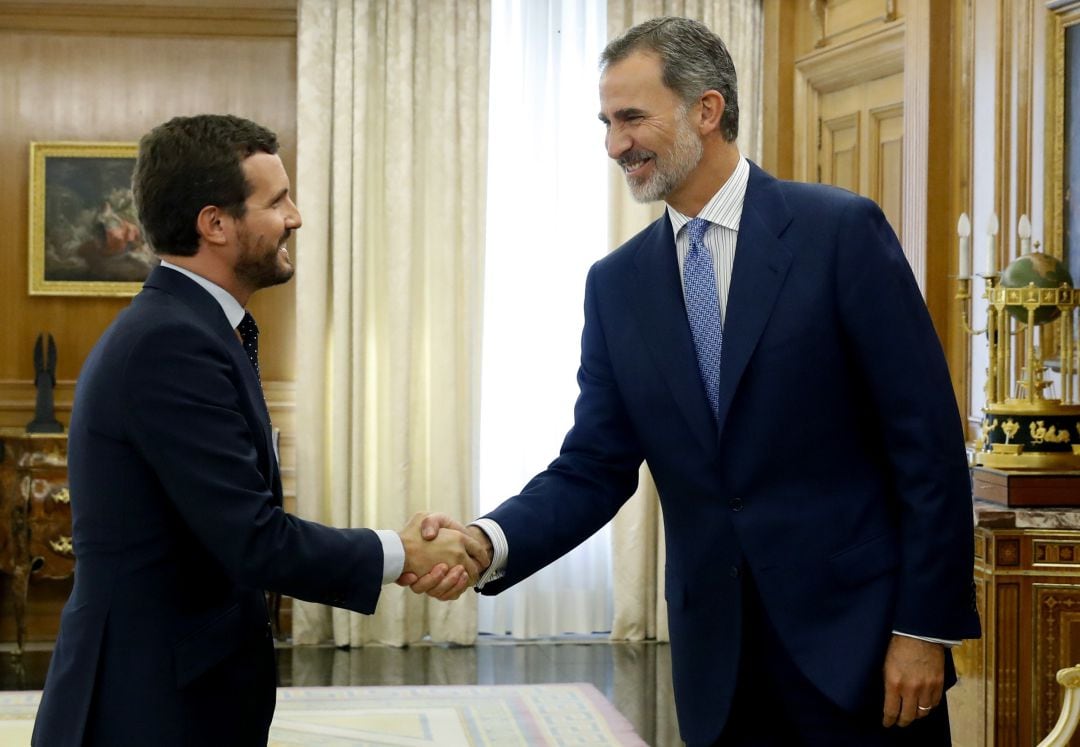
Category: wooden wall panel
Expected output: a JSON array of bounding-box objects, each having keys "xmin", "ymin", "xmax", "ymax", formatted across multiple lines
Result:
[
  {"xmin": 0, "ymin": 5, "xmax": 297, "ymax": 387},
  {"xmin": 1034, "ymin": 584, "xmax": 1080, "ymax": 745},
  {"xmin": 871, "ymin": 103, "xmax": 904, "ymax": 230},
  {"xmin": 822, "ymin": 113, "xmax": 860, "ymax": 192},
  {"xmin": 761, "ymin": 0, "xmax": 795, "ymax": 177},
  {"xmin": 794, "ymin": 0, "xmax": 906, "ymax": 58}
]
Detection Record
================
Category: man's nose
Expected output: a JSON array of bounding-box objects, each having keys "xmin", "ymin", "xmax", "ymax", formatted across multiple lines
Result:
[{"xmin": 606, "ymin": 126, "xmax": 630, "ymax": 160}]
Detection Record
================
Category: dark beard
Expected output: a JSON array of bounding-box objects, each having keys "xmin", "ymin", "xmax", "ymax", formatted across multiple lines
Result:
[{"xmin": 235, "ymin": 231, "xmax": 294, "ymax": 290}]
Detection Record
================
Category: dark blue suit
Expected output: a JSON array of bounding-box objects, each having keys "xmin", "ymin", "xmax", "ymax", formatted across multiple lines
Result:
[
  {"xmin": 480, "ymin": 163, "xmax": 980, "ymax": 745},
  {"xmin": 33, "ymin": 267, "xmax": 384, "ymax": 746}
]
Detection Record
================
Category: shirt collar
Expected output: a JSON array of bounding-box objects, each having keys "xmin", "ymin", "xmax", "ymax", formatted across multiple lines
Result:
[
  {"xmin": 666, "ymin": 154, "xmax": 750, "ymax": 239},
  {"xmin": 159, "ymin": 260, "xmax": 246, "ymax": 329}
]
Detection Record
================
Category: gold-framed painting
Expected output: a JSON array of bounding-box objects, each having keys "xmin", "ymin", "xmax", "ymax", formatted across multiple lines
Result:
[
  {"xmin": 28, "ymin": 141, "xmax": 157, "ymax": 297},
  {"xmin": 1046, "ymin": 2, "xmax": 1080, "ymax": 286}
]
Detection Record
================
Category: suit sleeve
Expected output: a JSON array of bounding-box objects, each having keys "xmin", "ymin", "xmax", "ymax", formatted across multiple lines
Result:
[
  {"xmin": 120, "ymin": 319, "xmax": 383, "ymax": 614},
  {"xmin": 835, "ymin": 197, "xmax": 979, "ymax": 640},
  {"xmin": 480, "ymin": 265, "xmax": 645, "ymax": 593}
]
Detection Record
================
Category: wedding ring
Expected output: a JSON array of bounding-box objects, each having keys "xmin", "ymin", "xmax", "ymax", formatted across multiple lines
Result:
[{"xmin": 917, "ymin": 705, "xmax": 932, "ymax": 712}]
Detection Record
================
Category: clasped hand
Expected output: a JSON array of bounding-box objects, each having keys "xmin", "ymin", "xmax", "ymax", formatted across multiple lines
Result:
[{"xmin": 396, "ymin": 512, "xmax": 492, "ymax": 601}]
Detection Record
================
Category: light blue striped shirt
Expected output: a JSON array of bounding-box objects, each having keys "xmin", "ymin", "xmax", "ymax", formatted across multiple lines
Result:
[{"xmin": 667, "ymin": 155, "xmax": 750, "ymax": 322}]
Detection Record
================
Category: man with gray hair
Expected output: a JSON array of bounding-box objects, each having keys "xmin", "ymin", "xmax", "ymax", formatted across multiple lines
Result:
[{"xmin": 407, "ymin": 17, "xmax": 980, "ymax": 745}]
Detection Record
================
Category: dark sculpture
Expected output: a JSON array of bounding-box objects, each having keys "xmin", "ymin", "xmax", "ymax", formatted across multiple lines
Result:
[{"xmin": 26, "ymin": 333, "xmax": 64, "ymax": 434}]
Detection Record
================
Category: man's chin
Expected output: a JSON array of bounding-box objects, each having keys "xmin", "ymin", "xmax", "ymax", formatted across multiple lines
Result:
[
  {"xmin": 269, "ymin": 266, "xmax": 295, "ymax": 287},
  {"xmin": 626, "ymin": 181, "xmax": 666, "ymax": 204},
  {"xmin": 271, "ymin": 255, "xmax": 295, "ymax": 285}
]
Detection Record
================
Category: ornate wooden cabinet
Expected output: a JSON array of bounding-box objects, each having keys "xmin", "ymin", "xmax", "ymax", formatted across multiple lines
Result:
[
  {"xmin": 0, "ymin": 430, "xmax": 73, "ymax": 650},
  {"xmin": 951, "ymin": 500, "xmax": 1080, "ymax": 746}
]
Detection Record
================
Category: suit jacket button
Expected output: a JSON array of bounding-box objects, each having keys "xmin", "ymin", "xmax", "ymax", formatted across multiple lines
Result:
[
  {"xmin": 729, "ymin": 565, "xmax": 740, "ymax": 578},
  {"xmin": 729, "ymin": 497, "xmax": 743, "ymax": 512}
]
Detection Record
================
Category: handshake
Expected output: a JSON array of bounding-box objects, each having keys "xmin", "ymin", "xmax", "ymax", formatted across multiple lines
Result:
[{"xmin": 395, "ymin": 513, "xmax": 493, "ymax": 601}]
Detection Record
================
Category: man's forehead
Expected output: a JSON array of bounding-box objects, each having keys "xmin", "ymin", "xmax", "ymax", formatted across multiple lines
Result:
[
  {"xmin": 241, "ymin": 152, "xmax": 290, "ymax": 201},
  {"xmin": 242, "ymin": 152, "xmax": 286, "ymax": 180},
  {"xmin": 601, "ymin": 50, "xmax": 663, "ymax": 84},
  {"xmin": 599, "ymin": 51, "xmax": 674, "ymax": 112},
  {"xmin": 603, "ymin": 53, "xmax": 667, "ymax": 91}
]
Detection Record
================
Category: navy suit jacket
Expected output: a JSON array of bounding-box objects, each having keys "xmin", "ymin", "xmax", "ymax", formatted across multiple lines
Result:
[
  {"xmin": 481, "ymin": 163, "xmax": 981, "ymax": 745},
  {"xmin": 33, "ymin": 267, "xmax": 384, "ymax": 746}
]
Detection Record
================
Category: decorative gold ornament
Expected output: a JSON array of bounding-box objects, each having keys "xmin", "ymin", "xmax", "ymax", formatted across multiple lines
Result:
[
  {"xmin": 1002, "ymin": 419, "xmax": 1020, "ymax": 443},
  {"xmin": 48, "ymin": 535, "xmax": 73, "ymax": 557},
  {"xmin": 958, "ymin": 247, "xmax": 1080, "ymax": 470},
  {"xmin": 1030, "ymin": 422, "xmax": 1071, "ymax": 444}
]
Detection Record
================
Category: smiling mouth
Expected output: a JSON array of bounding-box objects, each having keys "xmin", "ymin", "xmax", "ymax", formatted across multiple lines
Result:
[
  {"xmin": 278, "ymin": 231, "xmax": 292, "ymax": 258},
  {"xmin": 619, "ymin": 154, "xmax": 654, "ymax": 177}
]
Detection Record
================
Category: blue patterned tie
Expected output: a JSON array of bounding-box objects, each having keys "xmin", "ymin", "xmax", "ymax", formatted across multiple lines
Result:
[{"xmin": 683, "ymin": 218, "xmax": 722, "ymax": 418}]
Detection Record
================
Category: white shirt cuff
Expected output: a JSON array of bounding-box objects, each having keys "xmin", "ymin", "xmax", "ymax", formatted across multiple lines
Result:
[
  {"xmin": 469, "ymin": 518, "xmax": 508, "ymax": 588},
  {"xmin": 892, "ymin": 630, "xmax": 960, "ymax": 648},
  {"xmin": 376, "ymin": 529, "xmax": 405, "ymax": 585}
]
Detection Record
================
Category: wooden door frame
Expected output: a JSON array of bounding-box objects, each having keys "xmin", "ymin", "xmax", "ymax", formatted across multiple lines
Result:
[{"xmin": 793, "ymin": 7, "xmax": 933, "ymax": 292}]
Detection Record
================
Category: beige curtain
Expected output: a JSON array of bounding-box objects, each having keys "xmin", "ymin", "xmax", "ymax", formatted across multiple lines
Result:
[
  {"xmin": 608, "ymin": 0, "xmax": 764, "ymax": 643},
  {"xmin": 293, "ymin": 0, "xmax": 489, "ymax": 647}
]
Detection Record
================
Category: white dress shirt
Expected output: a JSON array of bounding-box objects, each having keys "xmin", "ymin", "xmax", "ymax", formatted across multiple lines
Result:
[
  {"xmin": 159, "ymin": 261, "xmax": 405, "ymax": 584},
  {"xmin": 668, "ymin": 154, "xmax": 748, "ymax": 321}
]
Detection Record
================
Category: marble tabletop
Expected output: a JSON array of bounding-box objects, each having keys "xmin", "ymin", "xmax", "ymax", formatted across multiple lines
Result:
[{"xmin": 974, "ymin": 498, "xmax": 1080, "ymax": 530}]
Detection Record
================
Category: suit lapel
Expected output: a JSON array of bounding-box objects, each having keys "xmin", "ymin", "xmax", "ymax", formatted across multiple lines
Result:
[
  {"xmin": 143, "ymin": 267, "xmax": 278, "ymax": 487},
  {"xmin": 714, "ymin": 164, "xmax": 793, "ymax": 441},
  {"xmin": 631, "ymin": 215, "xmax": 719, "ymax": 455},
  {"xmin": 224, "ymin": 344, "xmax": 280, "ymax": 500}
]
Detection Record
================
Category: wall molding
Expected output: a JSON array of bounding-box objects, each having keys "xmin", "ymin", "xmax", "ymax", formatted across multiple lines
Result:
[
  {"xmin": 0, "ymin": 378, "xmax": 295, "ymax": 408},
  {"xmin": 1044, "ymin": 3, "xmax": 1080, "ymax": 261},
  {"xmin": 0, "ymin": 3, "xmax": 296, "ymax": 37},
  {"xmin": 0, "ymin": 379, "xmax": 296, "ymax": 501},
  {"xmin": 794, "ymin": 20, "xmax": 906, "ymax": 94},
  {"xmin": 0, "ymin": 378, "xmax": 294, "ymax": 433},
  {"xmin": 901, "ymin": 0, "xmax": 931, "ymax": 291},
  {"xmin": 954, "ymin": 0, "xmax": 976, "ymax": 435}
]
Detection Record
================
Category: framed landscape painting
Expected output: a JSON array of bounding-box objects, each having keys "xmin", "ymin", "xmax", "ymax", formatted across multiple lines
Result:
[{"xmin": 28, "ymin": 142, "xmax": 157, "ymax": 297}]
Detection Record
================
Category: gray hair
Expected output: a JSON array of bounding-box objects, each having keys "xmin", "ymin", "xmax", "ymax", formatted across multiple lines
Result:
[{"xmin": 601, "ymin": 17, "xmax": 739, "ymax": 142}]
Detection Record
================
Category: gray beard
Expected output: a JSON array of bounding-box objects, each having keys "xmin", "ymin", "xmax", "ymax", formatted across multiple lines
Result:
[{"xmin": 626, "ymin": 117, "xmax": 704, "ymax": 204}]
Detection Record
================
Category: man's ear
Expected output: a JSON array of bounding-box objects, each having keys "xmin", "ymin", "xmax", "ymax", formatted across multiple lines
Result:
[
  {"xmin": 195, "ymin": 205, "xmax": 229, "ymax": 246},
  {"xmin": 697, "ymin": 90, "xmax": 725, "ymax": 136}
]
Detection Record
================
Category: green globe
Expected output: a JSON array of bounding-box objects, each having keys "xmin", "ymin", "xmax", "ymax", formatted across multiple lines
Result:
[{"xmin": 999, "ymin": 252, "xmax": 1074, "ymax": 324}]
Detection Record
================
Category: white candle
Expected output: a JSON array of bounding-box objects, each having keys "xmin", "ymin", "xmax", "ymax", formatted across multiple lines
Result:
[
  {"xmin": 957, "ymin": 213, "xmax": 971, "ymax": 278},
  {"xmin": 986, "ymin": 213, "xmax": 999, "ymax": 275},
  {"xmin": 1018, "ymin": 214, "xmax": 1031, "ymax": 255}
]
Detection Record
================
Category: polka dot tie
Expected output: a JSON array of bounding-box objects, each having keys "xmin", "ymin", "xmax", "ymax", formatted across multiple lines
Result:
[
  {"xmin": 683, "ymin": 218, "xmax": 722, "ymax": 418},
  {"xmin": 237, "ymin": 311, "xmax": 261, "ymax": 385}
]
